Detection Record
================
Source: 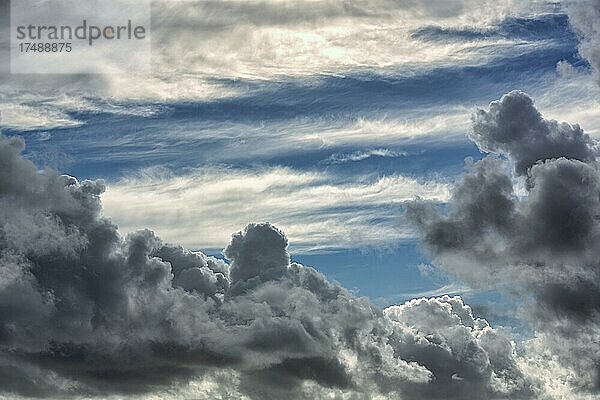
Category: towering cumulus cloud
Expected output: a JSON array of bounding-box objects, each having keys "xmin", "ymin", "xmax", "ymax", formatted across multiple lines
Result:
[
  {"xmin": 407, "ymin": 90, "xmax": 600, "ymax": 395},
  {"xmin": 0, "ymin": 134, "xmax": 533, "ymax": 398}
]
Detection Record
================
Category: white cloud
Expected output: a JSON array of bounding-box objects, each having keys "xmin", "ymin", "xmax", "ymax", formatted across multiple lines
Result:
[
  {"xmin": 562, "ymin": 0, "xmax": 600, "ymax": 83},
  {"xmin": 535, "ymin": 66, "xmax": 600, "ymax": 137},
  {"xmin": 102, "ymin": 166, "xmax": 449, "ymax": 250},
  {"xmin": 157, "ymin": 110, "xmax": 474, "ymax": 165},
  {"xmin": 323, "ymin": 148, "xmax": 407, "ymax": 164},
  {"xmin": 0, "ymin": 0, "xmax": 552, "ymax": 121},
  {"xmin": 374, "ymin": 283, "xmax": 473, "ymax": 306},
  {"xmin": 0, "ymin": 90, "xmax": 176, "ymax": 131},
  {"xmin": 308, "ymin": 110, "xmax": 472, "ymax": 147},
  {"xmin": 0, "ymin": 102, "xmax": 82, "ymax": 131},
  {"xmin": 517, "ymin": 335, "xmax": 600, "ymax": 400}
]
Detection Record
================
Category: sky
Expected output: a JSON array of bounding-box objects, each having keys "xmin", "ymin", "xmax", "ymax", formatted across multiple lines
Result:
[{"xmin": 1, "ymin": 0, "xmax": 600, "ymax": 399}]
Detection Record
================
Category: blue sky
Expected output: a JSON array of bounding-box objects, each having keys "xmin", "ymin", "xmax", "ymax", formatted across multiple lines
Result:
[{"xmin": 2, "ymin": 1, "xmax": 600, "ymax": 319}]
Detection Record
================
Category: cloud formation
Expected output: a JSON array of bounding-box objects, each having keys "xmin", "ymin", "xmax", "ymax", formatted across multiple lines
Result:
[
  {"xmin": 407, "ymin": 90, "xmax": 600, "ymax": 394},
  {"xmin": 564, "ymin": 0, "xmax": 600, "ymax": 82},
  {"xmin": 0, "ymin": 0, "xmax": 551, "ymax": 116},
  {"xmin": 102, "ymin": 166, "xmax": 450, "ymax": 251},
  {"xmin": 0, "ymin": 133, "xmax": 535, "ymax": 399}
]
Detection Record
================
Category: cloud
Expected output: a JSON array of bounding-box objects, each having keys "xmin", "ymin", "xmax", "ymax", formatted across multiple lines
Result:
[
  {"xmin": 101, "ymin": 166, "xmax": 450, "ymax": 251},
  {"xmin": 536, "ymin": 64, "xmax": 600, "ymax": 137},
  {"xmin": 148, "ymin": 0, "xmax": 535, "ymax": 81},
  {"xmin": 0, "ymin": 133, "xmax": 536, "ymax": 399},
  {"xmin": 0, "ymin": 103, "xmax": 82, "ymax": 131},
  {"xmin": 406, "ymin": 91, "xmax": 600, "ymax": 393},
  {"xmin": 470, "ymin": 90, "xmax": 595, "ymax": 176},
  {"xmin": 563, "ymin": 0, "xmax": 600, "ymax": 83},
  {"xmin": 384, "ymin": 296, "xmax": 532, "ymax": 398}
]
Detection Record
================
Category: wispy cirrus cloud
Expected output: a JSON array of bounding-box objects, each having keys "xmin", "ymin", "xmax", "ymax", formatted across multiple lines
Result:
[
  {"xmin": 102, "ymin": 166, "xmax": 450, "ymax": 251},
  {"xmin": 322, "ymin": 148, "xmax": 407, "ymax": 165}
]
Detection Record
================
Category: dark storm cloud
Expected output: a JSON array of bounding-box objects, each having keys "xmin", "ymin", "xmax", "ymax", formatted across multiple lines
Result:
[
  {"xmin": 224, "ymin": 223, "xmax": 290, "ymax": 294},
  {"xmin": 0, "ymin": 134, "xmax": 533, "ymax": 398},
  {"xmin": 407, "ymin": 90, "xmax": 600, "ymax": 393},
  {"xmin": 470, "ymin": 90, "xmax": 595, "ymax": 176}
]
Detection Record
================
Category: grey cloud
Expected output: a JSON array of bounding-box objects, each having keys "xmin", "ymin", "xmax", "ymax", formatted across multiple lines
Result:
[
  {"xmin": 470, "ymin": 90, "xmax": 595, "ymax": 176},
  {"xmin": 0, "ymin": 134, "xmax": 533, "ymax": 398},
  {"xmin": 155, "ymin": 244, "xmax": 229, "ymax": 300},
  {"xmin": 151, "ymin": 0, "xmax": 479, "ymax": 32},
  {"xmin": 224, "ymin": 222, "xmax": 290, "ymax": 292},
  {"xmin": 385, "ymin": 296, "xmax": 532, "ymax": 399},
  {"xmin": 407, "ymin": 91, "xmax": 600, "ymax": 393}
]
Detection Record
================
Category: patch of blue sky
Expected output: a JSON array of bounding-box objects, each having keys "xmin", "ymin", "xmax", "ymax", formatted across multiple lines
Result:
[
  {"xmin": 293, "ymin": 246, "xmax": 527, "ymax": 331},
  {"xmin": 293, "ymin": 242, "xmax": 429, "ymax": 302}
]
